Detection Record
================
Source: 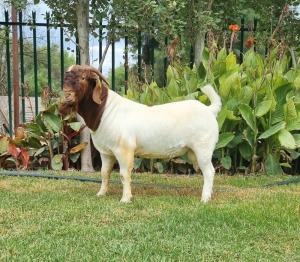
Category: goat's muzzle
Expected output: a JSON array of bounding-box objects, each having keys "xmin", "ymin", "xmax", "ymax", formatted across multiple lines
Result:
[{"xmin": 63, "ymin": 90, "xmax": 76, "ymax": 104}]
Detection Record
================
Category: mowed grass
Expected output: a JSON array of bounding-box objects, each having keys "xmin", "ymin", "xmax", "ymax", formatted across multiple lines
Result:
[{"xmin": 0, "ymin": 172, "xmax": 299, "ymax": 261}]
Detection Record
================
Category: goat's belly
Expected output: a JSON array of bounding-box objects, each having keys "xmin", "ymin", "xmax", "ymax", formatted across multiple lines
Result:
[{"xmin": 135, "ymin": 142, "xmax": 189, "ymax": 159}]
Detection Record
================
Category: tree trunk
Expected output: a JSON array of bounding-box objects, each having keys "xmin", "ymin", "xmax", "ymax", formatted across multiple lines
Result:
[
  {"xmin": 194, "ymin": 32, "xmax": 206, "ymax": 67},
  {"xmin": 76, "ymin": 0, "xmax": 94, "ymax": 172},
  {"xmin": 289, "ymin": 47, "xmax": 297, "ymax": 68},
  {"xmin": 193, "ymin": 0, "xmax": 214, "ymax": 67}
]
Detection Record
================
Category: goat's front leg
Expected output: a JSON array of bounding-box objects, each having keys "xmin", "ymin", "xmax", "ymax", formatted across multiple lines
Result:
[
  {"xmin": 117, "ymin": 150, "xmax": 134, "ymax": 203},
  {"xmin": 97, "ymin": 154, "xmax": 116, "ymax": 197}
]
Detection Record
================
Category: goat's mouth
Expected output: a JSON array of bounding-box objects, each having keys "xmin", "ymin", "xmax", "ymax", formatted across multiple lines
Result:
[{"xmin": 63, "ymin": 90, "xmax": 77, "ymax": 104}]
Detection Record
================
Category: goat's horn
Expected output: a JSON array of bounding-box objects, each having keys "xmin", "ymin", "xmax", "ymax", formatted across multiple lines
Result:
[{"xmin": 80, "ymin": 65, "xmax": 109, "ymax": 86}]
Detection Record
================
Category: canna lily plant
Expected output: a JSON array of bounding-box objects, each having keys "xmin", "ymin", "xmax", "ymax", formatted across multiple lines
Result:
[{"xmin": 0, "ymin": 103, "xmax": 87, "ymax": 171}]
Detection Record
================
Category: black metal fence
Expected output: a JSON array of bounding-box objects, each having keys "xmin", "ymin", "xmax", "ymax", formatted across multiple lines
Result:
[{"xmin": 0, "ymin": 10, "xmax": 256, "ymax": 136}]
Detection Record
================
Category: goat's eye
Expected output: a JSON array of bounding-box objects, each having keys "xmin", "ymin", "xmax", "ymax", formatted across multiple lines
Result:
[{"xmin": 81, "ymin": 77, "xmax": 85, "ymax": 80}]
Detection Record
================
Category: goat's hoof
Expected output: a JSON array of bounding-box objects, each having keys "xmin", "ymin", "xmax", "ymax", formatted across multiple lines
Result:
[
  {"xmin": 201, "ymin": 195, "xmax": 211, "ymax": 203},
  {"xmin": 120, "ymin": 196, "xmax": 133, "ymax": 203},
  {"xmin": 96, "ymin": 191, "xmax": 107, "ymax": 197}
]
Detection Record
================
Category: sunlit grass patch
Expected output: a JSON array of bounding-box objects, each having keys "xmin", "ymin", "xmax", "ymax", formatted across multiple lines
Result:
[{"xmin": 0, "ymin": 173, "xmax": 299, "ymax": 261}]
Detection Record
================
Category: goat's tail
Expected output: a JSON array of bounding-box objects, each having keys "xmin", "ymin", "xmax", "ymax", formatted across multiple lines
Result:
[{"xmin": 201, "ymin": 84, "xmax": 222, "ymax": 117}]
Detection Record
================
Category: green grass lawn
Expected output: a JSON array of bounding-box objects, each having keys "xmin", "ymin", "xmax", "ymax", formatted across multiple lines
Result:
[{"xmin": 0, "ymin": 172, "xmax": 299, "ymax": 261}]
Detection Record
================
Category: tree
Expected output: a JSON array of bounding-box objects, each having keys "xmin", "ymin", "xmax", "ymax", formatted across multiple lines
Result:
[{"xmin": 41, "ymin": 0, "xmax": 109, "ymax": 172}]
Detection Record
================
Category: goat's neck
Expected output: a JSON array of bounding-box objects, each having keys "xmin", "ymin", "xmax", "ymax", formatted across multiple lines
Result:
[{"xmin": 78, "ymin": 86, "xmax": 108, "ymax": 131}]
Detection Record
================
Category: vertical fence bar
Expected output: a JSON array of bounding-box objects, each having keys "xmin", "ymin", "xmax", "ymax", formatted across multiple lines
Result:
[
  {"xmin": 99, "ymin": 22, "xmax": 102, "ymax": 72},
  {"xmin": 111, "ymin": 39, "xmax": 115, "ymax": 91},
  {"xmin": 32, "ymin": 11, "xmax": 38, "ymax": 116},
  {"xmin": 254, "ymin": 18, "xmax": 257, "ymax": 52},
  {"xmin": 124, "ymin": 35, "xmax": 128, "ymax": 95},
  {"xmin": 12, "ymin": 6, "xmax": 20, "ymax": 132},
  {"xmin": 76, "ymin": 36, "xmax": 80, "ymax": 64},
  {"xmin": 150, "ymin": 38, "xmax": 155, "ymax": 82},
  {"xmin": 163, "ymin": 36, "xmax": 168, "ymax": 87},
  {"xmin": 60, "ymin": 25, "xmax": 64, "ymax": 88},
  {"xmin": 5, "ymin": 10, "xmax": 13, "ymax": 137},
  {"xmin": 137, "ymin": 31, "xmax": 142, "ymax": 85},
  {"xmin": 189, "ymin": 44, "xmax": 194, "ymax": 69},
  {"xmin": 46, "ymin": 12, "xmax": 52, "ymax": 90},
  {"xmin": 19, "ymin": 11, "xmax": 25, "ymax": 123},
  {"xmin": 239, "ymin": 18, "xmax": 245, "ymax": 64}
]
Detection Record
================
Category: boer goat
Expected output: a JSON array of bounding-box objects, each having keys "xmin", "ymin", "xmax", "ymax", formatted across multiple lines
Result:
[{"xmin": 59, "ymin": 65, "xmax": 221, "ymax": 203}]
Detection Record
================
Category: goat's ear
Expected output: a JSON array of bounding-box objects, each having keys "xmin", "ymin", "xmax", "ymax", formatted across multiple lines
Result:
[{"xmin": 92, "ymin": 79, "xmax": 103, "ymax": 105}]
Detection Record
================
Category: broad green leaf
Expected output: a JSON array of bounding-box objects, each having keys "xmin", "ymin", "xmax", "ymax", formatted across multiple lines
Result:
[
  {"xmin": 134, "ymin": 157, "xmax": 142, "ymax": 170},
  {"xmin": 183, "ymin": 66, "xmax": 198, "ymax": 94},
  {"xmin": 167, "ymin": 65, "xmax": 179, "ymax": 84},
  {"xmin": 69, "ymin": 152, "xmax": 80, "ymax": 163},
  {"xmin": 286, "ymin": 117, "xmax": 300, "ymax": 131},
  {"xmin": 166, "ymin": 78, "xmax": 180, "ymax": 98},
  {"xmin": 226, "ymin": 52, "xmax": 237, "ymax": 71},
  {"xmin": 221, "ymin": 156, "xmax": 232, "ymax": 170},
  {"xmin": 0, "ymin": 136, "xmax": 9, "ymax": 155},
  {"xmin": 25, "ymin": 122, "xmax": 44, "ymax": 136},
  {"xmin": 258, "ymin": 121, "xmax": 286, "ymax": 139},
  {"xmin": 278, "ymin": 129, "xmax": 296, "ymax": 149},
  {"xmin": 227, "ymin": 134, "xmax": 243, "ymax": 148},
  {"xmin": 293, "ymin": 134, "xmax": 300, "ymax": 148},
  {"xmin": 155, "ymin": 162, "xmax": 164, "ymax": 173},
  {"xmin": 284, "ymin": 98, "xmax": 297, "ymax": 121},
  {"xmin": 239, "ymin": 104, "xmax": 256, "ymax": 131},
  {"xmin": 27, "ymin": 137, "xmax": 42, "ymax": 148},
  {"xmin": 265, "ymin": 154, "xmax": 283, "ymax": 175},
  {"xmin": 286, "ymin": 149, "xmax": 300, "ymax": 159},
  {"xmin": 217, "ymin": 108, "xmax": 227, "ymax": 130},
  {"xmin": 294, "ymin": 75, "xmax": 300, "ymax": 89},
  {"xmin": 238, "ymin": 142, "xmax": 253, "ymax": 161},
  {"xmin": 68, "ymin": 122, "xmax": 83, "ymax": 132},
  {"xmin": 255, "ymin": 100, "xmax": 272, "ymax": 117},
  {"xmin": 226, "ymin": 110, "xmax": 240, "ymax": 121},
  {"xmin": 244, "ymin": 50, "xmax": 257, "ymax": 69},
  {"xmin": 240, "ymin": 85, "xmax": 253, "ymax": 104},
  {"xmin": 243, "ymin": 127, "xmax": 255, "ymax": 148},
  {"xmin": 43, "ymin": 112, "xmax": 62, "ymax": 133},
  {"xmin": 34, "ymin": 146, "xmax": 46, "ymax": 156},
  {"xmin": 215, "ymin": 132, "xmax": 235, "ymax": 149},
  {"xmin": 51, "ymin": 154, "xmax": 63, "ymax": 170}
]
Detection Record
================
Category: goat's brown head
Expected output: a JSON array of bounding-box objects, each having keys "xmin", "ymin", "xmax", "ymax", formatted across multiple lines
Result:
[{"xmin": 59, "ymin": 65, "xmax": 109, "ymax": 116}]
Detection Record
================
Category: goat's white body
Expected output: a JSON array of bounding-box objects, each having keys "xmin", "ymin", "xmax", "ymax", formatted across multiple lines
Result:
[{"xmin": 89, "ymin": 84, "xmax": 221, "ymax": 202}]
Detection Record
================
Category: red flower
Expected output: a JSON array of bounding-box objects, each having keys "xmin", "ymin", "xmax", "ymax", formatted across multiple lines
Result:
[
  {"xmin": 229, "ymin": 24, "xmax": 240, "ymax": 32},
  {"xmin": 245, "ymin": 37, "xmax": 256, "ymax": 48}
]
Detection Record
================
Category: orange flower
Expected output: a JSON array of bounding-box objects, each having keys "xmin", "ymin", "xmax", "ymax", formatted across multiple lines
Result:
[
  {"xmin": 245, "ymin": 37, "xmax": 256, "ymax": 48},
  {"xmin": 229, "ymin": 24, "xmax": 240, "ymax": 32}
]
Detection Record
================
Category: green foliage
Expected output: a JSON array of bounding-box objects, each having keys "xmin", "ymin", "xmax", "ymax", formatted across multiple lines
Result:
[
  {"xmin": 125, "ymin": 45, "xmax": 300, "ymax": 175},
  {"xmin": 0, "ymin": 103, "xmax": 86, "ymax": 170},
  {"xmin": 22, "ymin": 42, "xmax": 75, "ymax": 96}
]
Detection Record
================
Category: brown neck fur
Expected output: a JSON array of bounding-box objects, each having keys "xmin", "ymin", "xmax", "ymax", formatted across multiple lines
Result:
[{"xmin": 78, "ymin": 86, "xmax": 109, "ymax": 131}]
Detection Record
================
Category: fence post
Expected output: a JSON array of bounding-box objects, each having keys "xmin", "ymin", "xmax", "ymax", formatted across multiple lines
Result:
[
  {"xmin": 239, "ymin": 18, "xmax": 245, "ymax": 64},
  {"xmin": 124, "ymin": 35, "xmax": 128, "ymax": 95},
  {"xmin": 111, "ymin": 38, "xmax": 115, "ymax": 91},
  {"xmin": 19, "ymin": 11, "xmax": 25, "ymax": 123},
  {"xmin": 46, "ymin": 12, "xmax": 52, "ymax": 91},
  {"xmin": 32, "ymin": 11, "xmax": 39, "ymax": 116},
  {"xmin": 99, "ymin": 22, "xmax": 103, "ymax": 72},
  {"xmin": 12, "ymin": 6, "xmax": 20, "ymax": 132},
  {"xmin": 5, "ymin": 10, "xmax": 13, "ymax": 137},
  {"xmin": 163, "ymin": 36, "xmax": 168, "ymax": 87},
  {"xmin": 60, "ymin": 25, "xmax": 65, "ymax": 89}
]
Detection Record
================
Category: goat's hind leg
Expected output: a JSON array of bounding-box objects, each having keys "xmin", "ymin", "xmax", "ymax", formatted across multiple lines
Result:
[
  {"xmin": 97, "ymin": 154, "xmax": 116, "ymax": 197},
  {"xmin": 193, "ymin": 149, "xmax": 215, "ymax": 202}
]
